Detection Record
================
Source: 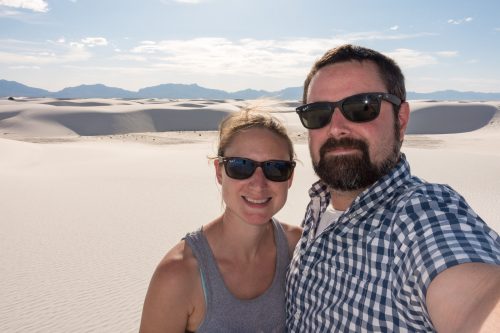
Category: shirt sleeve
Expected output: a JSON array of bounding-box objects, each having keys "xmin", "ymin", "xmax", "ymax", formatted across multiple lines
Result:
[{"xmin": 390, "ymin": 183, "xmax": 500, "ymax": 320}]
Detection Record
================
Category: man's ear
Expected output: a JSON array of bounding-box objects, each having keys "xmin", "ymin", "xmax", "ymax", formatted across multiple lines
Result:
[
  {"xmin": 214, "ymin": 159, "xmax": 223, "ymax": 185},
  {"xmin": 398, "ymin": 102, "xmax": 410, "ymax": 142}
]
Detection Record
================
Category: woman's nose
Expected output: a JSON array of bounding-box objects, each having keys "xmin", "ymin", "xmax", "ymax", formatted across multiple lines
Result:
[{"xmin": 248, "ymin": 166, "xmax": 268, "ymax": 186}]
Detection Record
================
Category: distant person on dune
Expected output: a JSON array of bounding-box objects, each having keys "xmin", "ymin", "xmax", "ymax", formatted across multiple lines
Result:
[
  {"xmin": 286, "ymin": 44, "xmax": 500, "ymax": 332},
  {"xmin": 140, "ymin": 109, "xmax": 302, "ymax": 332}
]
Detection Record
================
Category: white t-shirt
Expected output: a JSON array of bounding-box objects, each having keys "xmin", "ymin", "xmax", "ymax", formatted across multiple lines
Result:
[{"xmin": 315, "ymin": 203, "xmax": 344, "ymax": 237}]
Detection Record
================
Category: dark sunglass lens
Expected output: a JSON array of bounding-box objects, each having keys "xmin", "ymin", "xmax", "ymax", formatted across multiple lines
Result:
[
  {"xmin": 342, "ymin": 95, "xmax": 380, "ymax": 122},
  {"xmin": 300, "ymin": 104, "xmax": 333, "ymax": 129},
  {"xmin": 225, "ymin": 158, "xmax": 255, "ymax": 179},
  {"xmin": 263, "ymin": 161, "xmax": 293, "ymax": 182}
]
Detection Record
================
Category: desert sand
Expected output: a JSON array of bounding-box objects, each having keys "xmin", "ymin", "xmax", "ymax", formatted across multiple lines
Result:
[{"xmin": 1, "ymin": 97, "xmax": 499, "ymax": 332}]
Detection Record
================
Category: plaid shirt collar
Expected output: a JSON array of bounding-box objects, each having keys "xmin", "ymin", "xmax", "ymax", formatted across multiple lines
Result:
[{"xmin": 304, "ymin": 153, "xmax": 411, "ymax": 231}]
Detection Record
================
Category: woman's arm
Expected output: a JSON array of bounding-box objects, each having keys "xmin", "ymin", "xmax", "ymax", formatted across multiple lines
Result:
[{"xmin": 139, "ymin": 241, "xmax": 202, "ymax": 333}]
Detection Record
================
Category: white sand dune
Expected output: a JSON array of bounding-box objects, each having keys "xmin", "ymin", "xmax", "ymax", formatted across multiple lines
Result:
[
  {"xmin": 407, "ymin": 101, "xmax": 499, "ymax": 134},
  {"xmin": 0, "ymin": 98, "xmax": 241, "ymax": 137},
  {"xmin": 0, "ymin": 98, "xmax": 499, "ymax": 332}
]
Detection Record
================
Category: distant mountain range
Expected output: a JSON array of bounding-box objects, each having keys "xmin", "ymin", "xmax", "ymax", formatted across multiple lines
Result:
[{"xmin": 2, "ymin": 79, "xmax": 500, "ymax": 101}]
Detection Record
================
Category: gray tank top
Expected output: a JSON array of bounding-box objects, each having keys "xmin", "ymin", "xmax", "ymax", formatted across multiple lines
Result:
[{"xmin": 184, "ymin": 219, "xmax": 290, "ymax": 333}]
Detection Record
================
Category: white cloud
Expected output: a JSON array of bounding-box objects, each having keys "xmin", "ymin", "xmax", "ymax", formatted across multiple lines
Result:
[
  {"xmin": 123, "ymin": 32, "xmax": 443, "ymax": 80},
  {"xmin": 0, "ymin": 8, "xmax": 19, "ymax": 16},
  {"xmin": 415, "ymin": 75, "xmax": 500, "ymax": 90},
  {"xmin": 1, "ymin": 32, "xmax": 448, "ymax": 91},
  {"xmin": 341, "ymin": 31, "xmax": 437, "ymax": 41},
  {"xmin": 81, "ymin": 37, "xmax": 108, "ymax": 47},
  {"xmin": 2, "ymin": 32, "xmax": 435, "ymax": 79},
  {"xmin": 0, "ymin": 39, "xmax": 92, "ymax": 65},
  {"xmin": 389, "ymin": 25, "xmax": 399, "ymax": 31},
  {"xmin": 0, "ymin": 0, "xmax": 48, "ymax": 12},
  {"xmin": 407, "ymin": 75, "xmax": 500, "ymax": 93},
  {"xmin": 129, "ymin": 37, "xmax": 327, "ymax": 78},
  {"xmin": 70, "ymin": 42, "xmax": 85, "ymax": 49},
  {"xmin": 385, "ymin": 48, "xmax": 438, "ymax": 68},
  {"xmin": 436, "ymin": 51, "xmax": 458, "ymax": 57},
  {"xmin": 8, "ymin": 65, "xmax": 40, "ymax": 69},
  {"xmin": 113, "ymin": 54, "xmax": 148, "ymax": 62},
  {"xmin": 447, "ymin": 17, "xmax": 473, "ymax": 25},
  {"xmin": 171, "ymin": 0, "xmax": 205, "ymax": 3}
]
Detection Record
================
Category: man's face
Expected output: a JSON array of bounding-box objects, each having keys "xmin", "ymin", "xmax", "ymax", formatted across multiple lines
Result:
[{"xmin": 306, "ymin": 60, "xmax": 408, "ymax": 191}]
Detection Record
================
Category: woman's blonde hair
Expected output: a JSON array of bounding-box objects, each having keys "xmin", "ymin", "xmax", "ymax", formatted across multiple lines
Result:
[{"xmin": 217, "ymin": 106, "xmax": 295, "ymax": 161}]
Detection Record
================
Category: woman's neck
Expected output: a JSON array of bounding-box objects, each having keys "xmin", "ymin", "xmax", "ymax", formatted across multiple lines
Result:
[{"xmin": 204, "ymin": 215, "xmax": 274, "ymax": 261}]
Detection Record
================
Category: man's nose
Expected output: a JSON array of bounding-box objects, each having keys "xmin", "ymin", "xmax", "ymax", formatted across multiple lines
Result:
[{"xmin": 326, "ymin": 107, "xmax": 351, "ymax": 137}]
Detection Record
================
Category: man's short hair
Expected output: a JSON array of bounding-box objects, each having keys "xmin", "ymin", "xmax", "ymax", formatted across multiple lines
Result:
[{"xmin": 302, "ymin": 44, "xmax": 406, "ymax": 104}]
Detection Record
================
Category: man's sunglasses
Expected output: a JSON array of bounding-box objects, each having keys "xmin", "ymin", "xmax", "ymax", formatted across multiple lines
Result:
[
  {"xmin": 296, "ymin": 92, "xmax": 402, "ymax": 129},
  {"xmin": 218, "ymin": 157, "xmax": 296, "ymax": 182}
]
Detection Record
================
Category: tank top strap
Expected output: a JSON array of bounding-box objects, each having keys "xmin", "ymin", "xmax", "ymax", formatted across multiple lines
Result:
[
  {"xmin": 183, "ymin": 228, "xmax": 218, "ymax": 311},
  {"xmin": 271, "ymin": 218, "xmax": 290, "ymax": 282}
]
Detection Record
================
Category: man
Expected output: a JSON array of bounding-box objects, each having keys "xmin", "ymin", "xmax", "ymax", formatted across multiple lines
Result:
[{"xmin": 286, "ymin": 44, "xmax": 500, "ymax": 332}]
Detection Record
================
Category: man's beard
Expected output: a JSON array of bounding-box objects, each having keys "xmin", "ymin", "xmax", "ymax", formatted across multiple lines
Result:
[{"xmin": 313, "ymin": 135, "xmax": 400, "ymax": 191}]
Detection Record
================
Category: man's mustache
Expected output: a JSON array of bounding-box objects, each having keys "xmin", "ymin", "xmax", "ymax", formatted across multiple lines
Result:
[{"xmin": 319, "ymin": 137, "xmax": 368, "ymax": 157}]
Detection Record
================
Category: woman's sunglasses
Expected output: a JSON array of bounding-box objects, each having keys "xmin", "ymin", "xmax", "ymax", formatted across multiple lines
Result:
[
  {"xmin": 218, "ymin": 157, "xmax": 296, "ymax": 182},
  {"xmin": 296, "ymin": 92, "xmax": 402, "ymax": 129}
]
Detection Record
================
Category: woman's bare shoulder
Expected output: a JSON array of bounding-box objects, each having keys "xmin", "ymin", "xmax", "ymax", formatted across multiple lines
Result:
[
  {"xmin": 278, "ymin": 222, "xmax": 303, "ymax": 255},
  {"xmin": 140, "ymin": 240, "xmax": 203, "ymax": 332},
  {"xmin": 154, "ymin": 240, "xmax": 199, "ymax": 287}
]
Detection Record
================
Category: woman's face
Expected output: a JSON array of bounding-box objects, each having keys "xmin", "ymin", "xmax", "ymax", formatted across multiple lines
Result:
[{"xmin": 215, "ymin": 127, "xmax": 293, "ymax": 226}]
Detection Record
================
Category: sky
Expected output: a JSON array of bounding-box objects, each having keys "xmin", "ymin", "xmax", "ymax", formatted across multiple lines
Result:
[{"xmin": 1, "ymin": 0, "xmax": 500, "ymax": 93}]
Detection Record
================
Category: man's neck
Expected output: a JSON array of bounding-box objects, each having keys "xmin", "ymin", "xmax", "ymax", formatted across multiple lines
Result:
[{"xmin": 330, "ymin": 188, "xmax": 365, "ymax": 211}]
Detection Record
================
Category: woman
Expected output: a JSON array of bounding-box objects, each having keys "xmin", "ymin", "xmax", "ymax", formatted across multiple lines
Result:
[{"xmin": 139, "ymin": 109, "xmax": 302, "ymax": 332}]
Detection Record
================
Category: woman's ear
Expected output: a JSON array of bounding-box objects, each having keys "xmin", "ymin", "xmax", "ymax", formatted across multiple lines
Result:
[
  {"xmin": 214, "ymin": 159, "xmax": 223, "ymax": 185},
  {"xmin": 287, "ymin": 170, "xmax": 294, "ymax": 189}
]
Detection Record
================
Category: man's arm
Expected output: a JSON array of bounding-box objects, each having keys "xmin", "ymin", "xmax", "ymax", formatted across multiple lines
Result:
[{"xmin": 426, "ymin": 262, "xmax": 500, "ymax": 333}]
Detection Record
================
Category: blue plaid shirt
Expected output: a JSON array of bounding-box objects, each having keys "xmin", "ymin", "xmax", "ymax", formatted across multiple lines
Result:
[{"xmin": 286, "ymin": 154, "xmax": 500, "ymax": 332}]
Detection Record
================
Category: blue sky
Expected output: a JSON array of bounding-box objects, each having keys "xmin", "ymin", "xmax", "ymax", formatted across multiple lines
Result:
[{"xmin": 1, "ymin": 0, "xmax": 500, "ymax": 93}]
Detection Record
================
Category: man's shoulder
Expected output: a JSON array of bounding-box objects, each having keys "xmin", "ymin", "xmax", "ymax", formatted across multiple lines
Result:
[
  {"xmin": 386, "ymin": 178, "xmax": 488, "ymax": 234},
  {"xmin": 392, "ymin": 177, "xmax": 467, "ymax": 209},
  {"xmin": 379, "ymin": 155, "xmax": 466, "ymax": 206}
]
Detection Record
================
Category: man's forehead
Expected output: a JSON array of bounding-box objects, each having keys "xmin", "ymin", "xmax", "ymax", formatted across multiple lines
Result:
[{"xmin": 307, "ymin": 62, "xmax": 385, "ymax": 101}]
